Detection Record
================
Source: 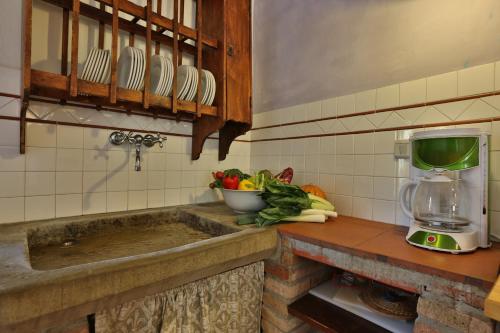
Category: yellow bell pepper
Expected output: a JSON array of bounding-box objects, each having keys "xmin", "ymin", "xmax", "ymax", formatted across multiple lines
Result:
[{"xmin": 238, "ymin": 179, "xmax": 256, "ymax": 191}]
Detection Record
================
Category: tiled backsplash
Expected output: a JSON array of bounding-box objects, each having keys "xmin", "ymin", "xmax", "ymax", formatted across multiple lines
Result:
[
  {"xmin": 0, "ymin": 99, "xmax": 250, "ymax": 223},
  {"xmin": 249, "ymin": 61, "xmax": 500, "ymax": 238}
]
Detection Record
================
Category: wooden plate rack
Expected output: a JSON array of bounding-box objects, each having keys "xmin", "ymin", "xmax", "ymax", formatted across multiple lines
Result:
[{"xmin": 21, "ymin": 0, "xmax": 251, "ymax": 160}]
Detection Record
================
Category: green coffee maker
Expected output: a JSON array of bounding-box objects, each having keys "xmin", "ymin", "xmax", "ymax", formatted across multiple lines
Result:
[{"xmin": 399, "ymin": 128, "xmax": 489, "ymax": 253}]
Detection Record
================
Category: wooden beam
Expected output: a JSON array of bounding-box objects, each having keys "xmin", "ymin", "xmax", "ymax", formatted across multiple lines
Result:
[
  {"xmin": 110, "ymin": 0, "xmax": 119, "ymax": 103},
  {"xmin": 69, "ymin": 0, "xmax": 80, "ymax": 97},
  {"xmin": 172, "ymin": 0, "xmax": 179, "ymax": 114},
  {"xmin": 195, "ymin": 0, "xmax": 202, "ymax": 117},
  {"xmin": 143, "ymin": 0, "xmax": 152, "ymax": 109},
  {"xmin": 155, "ymin": 0, "xmax": 162, "ymax": 55},
  {"xmin": 61, "ymin": 8, "xmax": 69, "ymax": 75},
  {"xmin": 98, "ymin": 2, "xmax": 105, "ymax": 49},
  {"xmin": 21, "ymin": 0, "xmax": 33, "ymax": 154}
]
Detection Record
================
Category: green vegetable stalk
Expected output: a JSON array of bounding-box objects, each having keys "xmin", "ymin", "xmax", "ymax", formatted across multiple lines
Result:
[{"xmin": 237, "ymin": 181, "xmax": 335, "ymax": 227}]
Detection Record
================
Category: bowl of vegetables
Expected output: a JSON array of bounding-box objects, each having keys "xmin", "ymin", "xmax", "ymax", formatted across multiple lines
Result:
[{"xmin": 209, "ymin": 168, "xmax": 293, "ymax": 213}]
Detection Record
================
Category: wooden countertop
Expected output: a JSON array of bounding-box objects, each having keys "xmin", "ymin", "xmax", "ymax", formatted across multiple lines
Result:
[
  {"xmin": 485, "ymin": 277, "xmax": 500, "ymax": 320},
  {"xmin": 278, "ymin": 216, "xmax": 500, "ymax": 289}
]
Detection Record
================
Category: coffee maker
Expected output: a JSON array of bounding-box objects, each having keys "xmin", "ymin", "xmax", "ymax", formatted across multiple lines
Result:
[{"xmin": 399, "ymin": 128, "xmax": 490, "ymax": 253}]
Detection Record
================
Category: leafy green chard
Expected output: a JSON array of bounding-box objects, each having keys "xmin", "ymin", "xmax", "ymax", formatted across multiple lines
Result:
[{"xmin": 237, "ymin": 180, "xmax": 333, "ymax": 227}]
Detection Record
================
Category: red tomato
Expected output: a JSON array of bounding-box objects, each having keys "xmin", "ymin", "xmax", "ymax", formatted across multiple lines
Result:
[{"xmin": 222, "ymin": 175, "xmax": 239, "ymax": 190}]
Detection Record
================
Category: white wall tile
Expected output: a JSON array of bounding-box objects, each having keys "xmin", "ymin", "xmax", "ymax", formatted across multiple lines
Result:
[
  {"xmin": 427, "ymin": 72, "xmax": 458, "ymax": 101},
  {"xmin": 333, "ymin": 194, "xmax": 352, "ymax": 215},
  {"xmin": 373, "ymin": 154, "xmax": 396, "ymax": 177},
  {"xmin": 319, "ymin": 173, "xmax": 335, "ymax": 193},
  {"xmin": 321, "ymin": 97, "xmax": 337, "ymax": 118},
  {"xmin": 352, "ymin": 197, "xmax": 373, "ymax": 220},
  {"xmin": 354, "ymin": 155, "xmax": 374, "ymax": 176},
  {"xmin": 148, "ymin": 171, "xmax": 165, "ymax": 190},
  {"xmin": 491, "ymin": 121, "xmax": 500, "ymax": 151},
  {"xmin": 334, "ymin": 175, "xmax": 353, "ymax": 196},
  {"xmin": 376, "ymin": 84, "xmax": 399, "ymax": 109},
  {"xmin": 84, "ymin": 128, "xmax": 109, "ymax": 150},
  {"xmin": 0, "ymin": 120, "xmax": 20, "ymax": 146},
  {"xmin": 495, "ymin": 61, "xmax": 500, "ymax": 91},
  {"xmin": 353, "ymin": 176, "xmax": 373, "ymax": 198},
  {"xmin": 0, "ymin": 172, "xmax": 24, "ymax": 197},
  {"xmin": 26, "ymin": 147, "xmax": 56, "ymax": 171},
  {"xmin": 354, "ymin": 133, "xmax": 374, "ymax": 154},
  {"xmin": 129, "ymin": 171, "xmax": 148, "ymax": 191},
  {"xmin": 83, "ymin": 171, "xmax": 107, "ymax": 192},
  {"xmin": 25, "ymin": 171, "xmax": 55, "ymax": 196},
  {"xmin": 374, "ymin": 131, "xmax": 396, "ymax": 154},
  {"xmin": 164, "ymin": 188, "xmax": 181, "ymax": 206},
  {"xmin": 336, "ymin": 135, "xmax": 353, "ymax": 155},
  {"xmin": 26, "ymin": 123, "xmax": 57, "ymax": 147},
  {"xmin": 56, "ymin": 194, "xmax": 82, "ymax": 217},
  {"xmin": 56, "ymin": 172, "xmax": 82, "ymax": 194},
  {"xmin": 83, "ymin": 192, "xmax": 106, "ymax": 214},
  {"xmin": 107, "ymin": 171, "xmax": 128, "ymax": 192},
  {"xmin": 0, "ymin": 147, "xmax": 25, "ymax": 171},
  {"xmin": 335, "ymin": 155, "xmax": 354, "ymax": 175},
  {"xmin": 83, "ymin": 149, "xmax": 107, "ymax": 171},
  {"xmin": 400, "ymin": 78, "xmax": 426, "ymax": 106},
  {"xmin": 491, "ymin": 211, "xmax": 500, "ymax": 239},
  {"xmin": 458, "ymin": 63, "xmax": 495, "ymax": 96},
  {"xmin": 373, "ymin": 177, "xmax": 396, "ymax": 200},
  {"xmin": 0, "ymin": 197, "xmax": 24, "ymax": 223},
  {"xmin": 489, "ymin": 181, "xmax": 500, "ymax": 211},
  {"xmin": 25, "ymin": 195, "xmax": 55, "ymax": 220},
  {"xmin": 57, "ymin": 149, "xmax": 83, "ymax": 171},
  {"xmin": 57, "ymin": 125, "xmax": 83, "ymax": 148},
  {"xmin": 337, "ymin": 94, "xmax": 355, "ymax": 116},
  {"xmin": 372, "ymin": 199, "xmax": 395, "ymax": 224},
  {"xmin": 107, "ymin": 150, "xmax": 129, "ymax": 172},
  {"xmin": 107, "ymin": 191, "xmax": 128, "ymax": 212},
  {"xmin": 306, "ymin": 101, "xmax": 322, "ymax": 120},
  {"xmin": 355, "ymin": 90, "xmax": 376, "ymax": 113},
  {"xmin": 148, "ymin": 189, "xmax": 165, "ymax": 208}
]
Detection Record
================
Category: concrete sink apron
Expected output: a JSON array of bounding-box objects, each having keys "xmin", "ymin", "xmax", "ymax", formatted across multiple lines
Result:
[{"xmin": 0, "ymin": 203, "xmax": 277, "ymax": 331}]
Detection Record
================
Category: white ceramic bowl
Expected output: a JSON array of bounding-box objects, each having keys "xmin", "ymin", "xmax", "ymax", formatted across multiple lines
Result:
[{"xmin": 221, "ymin": 189, "xmax": 266, "ymax": 213}]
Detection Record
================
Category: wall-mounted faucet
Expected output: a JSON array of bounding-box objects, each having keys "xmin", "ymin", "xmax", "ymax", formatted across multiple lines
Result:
[{"xmin": 109, "ymin": 131, "xmax": 167, "ymax": 171}]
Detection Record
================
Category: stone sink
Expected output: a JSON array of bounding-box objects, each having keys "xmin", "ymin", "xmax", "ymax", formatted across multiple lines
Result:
[
  {"xmin": 0, "ymin": 203, "xmax": 277, "ymax": 331},
  {"xmin": 27, "ymin": 208, "xmax": 238, "ymax": 271}
]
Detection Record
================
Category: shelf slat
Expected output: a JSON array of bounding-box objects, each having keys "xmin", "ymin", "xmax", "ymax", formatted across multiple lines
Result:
[
  {"xmin": 288, "ymin": 294, "xmax": 391, "ymax": 333},
  {"xmin": 30, "ymin": 70, "xmax": 217, "ymax": 117},
  {"xmin": 65, "ymin": 0, "xmax": 217, "ymax": 49}
]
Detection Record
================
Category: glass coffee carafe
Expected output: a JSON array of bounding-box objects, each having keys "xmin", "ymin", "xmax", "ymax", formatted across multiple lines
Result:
[{"xmin": 399, "ymin": 172, "xmax": 471, "ymax": 232}]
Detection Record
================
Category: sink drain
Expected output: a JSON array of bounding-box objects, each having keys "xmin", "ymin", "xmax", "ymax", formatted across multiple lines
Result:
[{"xmin": 60, "ymin": 239, "xmax": 78, "ymax": 248}]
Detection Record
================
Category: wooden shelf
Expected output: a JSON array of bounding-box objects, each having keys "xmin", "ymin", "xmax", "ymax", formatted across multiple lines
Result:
[
  {"xmin": 22, "ymin": 0, "xmax": 252, "ymax": 160},
  {"xmin": 30, "ymin": 69, "xmax": 218, "ymax": 117},
  {"xmin": 288, "ymin": 294, "xmax": 391, "ymax": 333},
  {"xmin": 41, "ymin": 0, "xmax": 218, "ymax": 52}
]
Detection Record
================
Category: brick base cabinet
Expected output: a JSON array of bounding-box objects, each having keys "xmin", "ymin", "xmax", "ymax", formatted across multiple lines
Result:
[{"xmin": 262, "ymin": 235, "xmax": 498, "ymax": 333}]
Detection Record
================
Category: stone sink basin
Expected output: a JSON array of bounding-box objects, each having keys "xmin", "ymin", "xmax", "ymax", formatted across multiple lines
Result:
[
  {"xmin": 0, "ymin": 203, "xmax": 277, "ymax": 330},
  {"xmin": 27, "ymin": 208, "xmax": 237, "ymax": 271}
]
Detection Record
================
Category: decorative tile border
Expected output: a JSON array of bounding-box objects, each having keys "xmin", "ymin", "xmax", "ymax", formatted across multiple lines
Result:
[{"xmin": 251, "ymin": 90, "xmax": 500, "ymax": 131}]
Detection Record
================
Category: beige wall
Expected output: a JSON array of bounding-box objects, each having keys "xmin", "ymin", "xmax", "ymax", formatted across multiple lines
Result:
[{"xmin": 253, "ymin": 0, "xmax": 500, "ymax": 112}]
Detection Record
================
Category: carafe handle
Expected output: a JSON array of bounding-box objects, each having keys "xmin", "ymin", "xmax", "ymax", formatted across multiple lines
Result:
[{"xmin": 399, "ymin": 181, "xmax": 418, "ymax": 218}]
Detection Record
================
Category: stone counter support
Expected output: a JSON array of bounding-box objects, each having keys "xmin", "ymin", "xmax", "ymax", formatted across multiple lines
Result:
[{"xmin": 262, "ymin": 235, "xmax": 497, "ymax": 333}]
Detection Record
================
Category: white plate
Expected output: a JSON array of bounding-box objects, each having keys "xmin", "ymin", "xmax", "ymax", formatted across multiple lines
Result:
[
  {"xmin": 99, "ymin": 50, "xmax": 111, "ymax": 84},
  {"xmin": 206, "ymin": 70, "xmax": 216, "ymax": 105},
  {"xmin": 177, "ymin": 65, "xmax": 191, "ymax": 99},
  {"xmin": 90, "ymin": 49, "xmax": 106, "ymax": 83},
  {"xmin": 187, "ymin": 66, "xmax": 198, "ymax": 101},
  {"xmin": 185, "ymin": 66, "xmax": 198, "ymax": 102},
  {"xmin": 80, "ymin": 48, "xmax": 98, "ymax": 81},
  {"xmin": 163, "ymin": 57, "xmax": 174, "ymax": 97},
  {"xmin": 200, "ymin": 70, "xmax": 208, "ymax": 104},
  {"xmin": 128, "ymin": 47, "xmax": 141, "ymax": 90},
  {"xmin": 117, "ymin": 47, "xmax": 135, "ymax": 89},
  {"xmin": 150, "ymin": 55, "xmax": 165, "ymax": 95},
  {"xmin": 136, "ymin": 48, "xmax": 146, "ymax": 90}
]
